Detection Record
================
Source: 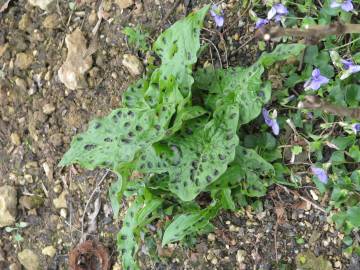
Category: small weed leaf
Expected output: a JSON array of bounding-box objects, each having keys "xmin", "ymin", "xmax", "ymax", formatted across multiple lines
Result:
[
  {"xmin": 162, "ymin": 202, "xmax": 220, "ymax": 246},
  {"xmin": 122, "ymin": 25, "xmax": 149, "ymax": 53},
  {"xmin": 259, "ymin": 43, "xmax": 306, "ymax": 67},
  {"xmin": 208, "ymin": 146, "xmax": 274, "ymax": 195}
]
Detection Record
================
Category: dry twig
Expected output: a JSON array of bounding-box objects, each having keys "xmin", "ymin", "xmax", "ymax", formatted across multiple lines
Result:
[
  {"xmin": 256, "ymin": 23, "xmax": 360, "ymax": 43},
  {"xmin": 298, "ymin": 95, "xmax": 360, "ymax": 120}
]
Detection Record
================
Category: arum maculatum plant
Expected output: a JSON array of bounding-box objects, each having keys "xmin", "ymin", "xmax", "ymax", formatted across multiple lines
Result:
[{"xmin": 60, "ymin": 5, "xmax": 306, "ymax": 269}]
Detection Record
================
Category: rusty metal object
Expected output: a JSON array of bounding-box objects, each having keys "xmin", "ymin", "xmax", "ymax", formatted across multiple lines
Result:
[{"xmin": 69, "ymin": 240, "xmax": 110, "ymax": 270}]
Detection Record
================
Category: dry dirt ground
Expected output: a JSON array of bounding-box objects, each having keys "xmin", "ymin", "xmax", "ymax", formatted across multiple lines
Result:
[{"xmin": 1, "ymin": 0, "xmax": 360, "ymax": 269}]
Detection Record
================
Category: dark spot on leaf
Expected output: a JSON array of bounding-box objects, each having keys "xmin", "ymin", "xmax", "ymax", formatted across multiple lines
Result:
[
  {"xmin": 218, "ymin": 154, "xmax": 226, "ymax": 160},
  {"xmin": 186, "ymin": 128, "xmax": 193, "ymax": 135},
  {"xmin": 76, "ymin": 137, "xmax": 83, "ymax": 141},
  {"xmin": 140, "ymin": 164, "xmax": 145, "ymax": 169},
  {"xmin": 195, "ymin": 178, "xmax": 199, "ymax": 186},
  {"xmin": 121, "ymin": 138, "xmax": 131, "ymax": 144},
  {"xmin": 191, "ymin": 161, "xmax": 198, "ymax": 168},
  {"xmin": 155, "ymin": 125, "xmax": 161, "ymax": 131},
  {"xmin": 230, "ymin": 113, "xmax": 237, "ymax": 119},
  {"xmin": 121, "ymin": 235, "xmax": 127, "ymax": 240},
  {"xmin": 226, "ymin": 133, "xmax": 233, "ymax": 140},
  {"xmin": 128, "ymin": 132, "xmax": 134, "ymax": 137},
  {"xmin": 201, "ymin": 155, "xmax": 207, "ymax": 162},
  {"xmin": 94, "ymin": 122, "xmax": 101, "ymax": 129},
  {"xmin": 214, "ymin": 169, "xmax": 219, "ymax": 176},
  {"xmin": 206, "ymin": 176, "xmax": 212, "ymax": 182},
  {"xmin": 135, "ymin": 125, "xmax": 142, "ymax": 131},
  {"xmin": 147, "ymin": 162, "xmax": 153, "ymax": 168},
  {"xmin": 141, "ymin": 155, "xmax": 146, "ymax": 160},
  {"xmin": 183, "ymin": 181, "xmax": 188, "ymax": 187},
  {"xmin": 162, "ymin": 36, "xmax": 166, "ymax": 44},
  {"xmin": 104, "ymin": 137, "xmax": 112, "ymax": 142},
  {"xmin": 125, "ymin": 95, "xmax": 131, "ymax": 100},
  {"xmin": 130, "ymin": 211, "xmax": 134, "ymax": 217},
  {"xmin": 112, "ymin": 115, "xmax": 118, "ymax": 123},
  {"xmin": 84, "ymin": 144, "xmax": 96, "ymax": 151},
  {"xmin": 128, "ymin": 111, "xmax": 134, "ymax": 117},
  {"xmin": 124, "ymin": 122, "xmax": 130, "ymax": 128}
]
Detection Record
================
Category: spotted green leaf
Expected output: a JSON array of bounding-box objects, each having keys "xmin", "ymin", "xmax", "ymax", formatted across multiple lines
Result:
[
  {"xmin": 117, "ymin": 188, "xmax": 163, "ymax": 270},
  {"xmin": 154, "ymin": 5, "xmax": 209, "ymax": 94},
  {"xmin": 208, "ymin": 146, "xmax": 274, "ymax": 195},
  {"xmin": 59, "ymin": 106, "xmax": 174, "ymax": 170},
  {"xmin": 165, "ymin": 105, "xmax": 239, "ymax": 201}
]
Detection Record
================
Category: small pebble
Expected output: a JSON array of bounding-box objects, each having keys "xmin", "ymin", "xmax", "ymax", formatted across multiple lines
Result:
[
  {"xmin": 207, "ymin": 233, "xmax": 216, "ymax": 242},
  {"xmin": 10, "ymin": 133, "xmax": 21, "ymax": 146},
  {"xmin": 60, "ymin": 208, "xmax": 67, "ymax": 218},
  {"xmin": 43, "ymin": 103, "xmax": 56, "ymax": 114}
]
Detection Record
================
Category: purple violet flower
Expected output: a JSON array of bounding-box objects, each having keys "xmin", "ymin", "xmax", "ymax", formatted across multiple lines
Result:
[
  {"xmin": 267, "ymin": 3, "xmax": 289, "ymax": 22},
  {"xmin": 304, "ymin": 68, "xmax": 329, "ymax": 91},
  {"xmin": 330, "ymin": 0, "xmax": 354, "ymax": 12},
  {"xmin": 340, "ymin": 59, "xmax": 360, "ymax": 80},
  {"xmin": 255, "ymin": 18, "xmax": 269, "ymax": 29},
  {"xmin": 210, "ymin": 5, "xmax": 224, "ymax": 27},
  {"xmin": 352, "ymin": 123, "xmax": 360, "ymax": 134},
  {"xmin": 262, "ymin": 108, "xmax": 280, "ymax": 136},
  {"xmin": 311, "ymin": 166, "xmax": 328, "ymax": 184}
]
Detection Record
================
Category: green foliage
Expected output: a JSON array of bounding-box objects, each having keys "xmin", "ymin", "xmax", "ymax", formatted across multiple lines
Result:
[
  {"xmin": 5, "ymin": 222, "xmax": 28, "ymax": 245},
  {"xmin": 59, "ymin": 5, "xmax": 321, "ymax": 268},
  {"xmin": 123, "ymin": 25, "xmax": 149, "ymax": 53},
  {"xmin": 162, "ymin": 202, "xmax": 219, "ymax": 246}
]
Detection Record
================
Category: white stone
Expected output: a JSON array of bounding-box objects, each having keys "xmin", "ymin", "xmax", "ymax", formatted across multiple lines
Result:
[
  {"xmin": 122, "ymin": 54, "xmax": 144, "ymax": 76},
  {"xmin": 0, "ymin": 186, "xmax": 17, "ymax": 228},
  {"xmin": 42, "ymin": 246, "xmax": 56, "ymax": 258},
  {"xmin": 18, "ymin": 249, "xmax": 40, "ymax": 270},
  {"xmin": 58, "ymin": 28, "xmax": 93, "ymax": 90},
  {"xmin": 53, "ymin": 191, "xmax": 68, "ymax": 209},
  {"xmin": 115, "ymin": 0, "xmax": 134, "ymax": 9},
  {"xmin": 28, "ymin": 0, "xmax": 54, "ymax": 10},
  {"xmin": 236, "ymin": 249, "xmax": 246, "ymax": 264}
]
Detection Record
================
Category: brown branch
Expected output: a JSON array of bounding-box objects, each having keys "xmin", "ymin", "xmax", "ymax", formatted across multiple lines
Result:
[
  {"xmin": 255, "ymin": 22, "xmax": 360, "ymax": 43},
  {"xmin": 298, "ymin": 95, "xmax": 360, "ymax": 120}
]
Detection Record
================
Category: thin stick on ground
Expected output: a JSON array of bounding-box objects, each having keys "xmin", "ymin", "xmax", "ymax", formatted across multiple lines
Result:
[
  {"xmin": 201, "ymin": 37, "xmax": 223, "ymax": 69},
  {"xmin": 277, "ymin": 184, "xmax": 326, "ymax": 213},
  {"xmin": 151, "ymin": 0, "xmax": 182, "ymax": 35},
  {"xmin": 298, "ymin": 95, "xmax": 360, "ymax": 120},
  {"xmin": 80, "ymin": 169, "xmax": 109, "ymax": 241},
  {"xmin": 256, "ymin": 23, "xmax": 360, "ymax": 43}
]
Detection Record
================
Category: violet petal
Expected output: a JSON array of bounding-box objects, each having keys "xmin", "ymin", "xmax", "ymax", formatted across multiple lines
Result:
[
  {"xmin": 267, "ymin": 6, "xmax": 277, "ymax": 20},
  {"xmin": 352, "ymin": 123, "xmax": 360, "ymax": 134},
  {"xmin": 262, "ymin": 108, "xmax": 273, "ymax": 126},
  {"xmin": 255, "ymin": 18, "xmax": 269, "ymax": 29},
  {"xmin": 330, "ymin": 0, "xmax": 342, "ymax": 8},
  {"xmin": 342, "ymin": 0, "xmax": 353, "ymax": 12},
  {"xmin": 311, "ymin": 167, "xmax": 328, "ymax": 184},
  {"xmin": 274, "ymin": 3, "xmax": 289, "ymax": 15},
  {"xmin": 271, "ymin": 120, "xmax": 280, "ymax": 136}
]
